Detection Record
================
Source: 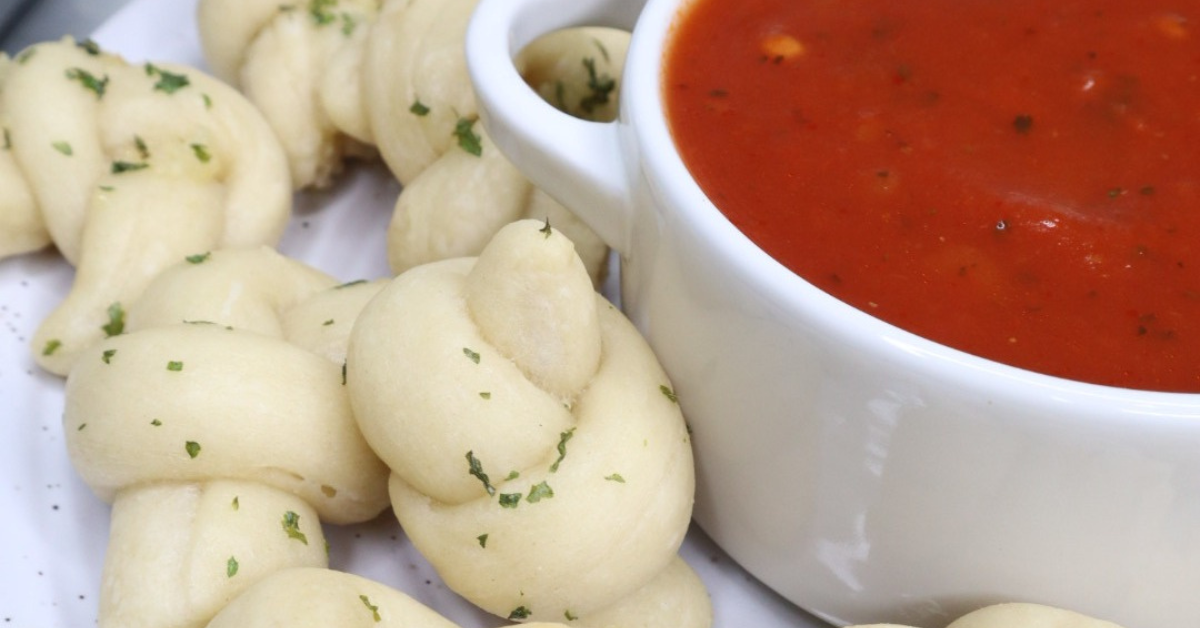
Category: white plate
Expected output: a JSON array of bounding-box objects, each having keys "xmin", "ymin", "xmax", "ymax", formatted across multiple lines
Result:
[{"xmin": 0, "ymin": 1, "xmax": 827, "ymax": 626}]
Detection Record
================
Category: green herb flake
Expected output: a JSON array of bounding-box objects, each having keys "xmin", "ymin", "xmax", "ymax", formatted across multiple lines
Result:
[
  {"xmin": 359, "ymin": 594, "xmax": 381, "ymax": 622},
  {"xmin": 77, "ymin": 423, "xmax": 87, "ymax": 431},
  {"xmin": 145, "ymin": 63, "xmax": 191, "ymax": 94},
  {"xmin": 102, "ymin": 302, "xmax": 125, "ymax": 337},
  {"xmin": 477, "ymin": 533, "xmax": 488, "ymax": 548},
  {"xmin": 185, "ymin": 251, "xmax": 211, "ymax": 264},
  {"xmin": 232, "ymin": 496, "xmax": 239, "ymax": 510},
  {"xmin": 309, "ymin": 0, "xmax": 337, "ymax": 25},
  {"xmin": 15, "ymin": 47, "xmax": 36, "ymax": 64},
  {"xmin": 98, "ymin": 185, "xmax": 114, "ymax": 192},
  {"xmin": 605, "ymin": 473, "xmax": 626, "ymax": 483},
  {"xmin": 508, "ymin": 606, "xmax": 532, "ymax": 621},
  {"xmin": 76, "ymin": 39, "xmax": 101, "ymax": 55},
  {"xmin": 150, "ymin": 419, "xmax": 162, "ymax": 426},
  {"xmin": 409, "ymin": 99, "xmax": 430, "ymax": 116},
  {"xmin": 134, "ymin": 135, "xmax": 149, "ymax": 159},
  {"xmin": 579, "ymin": 57, "xmax": 616, "ymax": 114},
  {"xmin": 463, "ymin": 347, "xmax": 481, "ymax": 364},
  {"xmin": 101, "ymin": 349, "xmax": 117, "ymax": 364},
  {"xmin": 202, "ymin": 93, "xmax": 213, "ymax": 109},
  {"xmin": 3, "ymin": 128, "xmax": 11, "ymax": 150},
  {"xmin": 41, "ymin": 339, "xmax": 62, "ymax": 356},
  {"xmin": 52, "ymin": 141, "xmax": 73, "ymax": 156},
  {"xmin": 466, "ymin": 451, "xmax": 495, "ymax": 495},
  {"xmin": 323, "ymin": 319, "xmax": 335, "ymax": 326},
  {"xmin": 565, "ymin": 609, "xmax": 579, "ymax": 621},
  {"xmin": 65, "ymin": 68, "xmax": 108, "ymax": 99},
  {"xmin": 479, "ymin": 391, "xmax": 492, "ymax": 399},
  {"xmin": 499, "ymin": 493, "xmax": 522, "ymax": 508},
  {"xmin": 550, "ymin": 427, "xmax": 575, "ymax": 472},
  {"xmin": 112, "ymin": 160, "xmax": 148, "ymax": 174},
  {"xmin": 190, "ymin": 143, "xmax": 211, "ymax": 163},
  {"xmin": 540, "ymin": 217, "xmax": 553, "ymax": 238},
  {"xmin": 281, "ymin": 510, "xmax": 309, "ymax": 544},
  {"xmin": 526, "ymin": 481, "xmax": 554, "ymax": 503},
  {"xmin": 167, "ymin": 360, "xmax": 184, "ymax": 372},
  {"xmin": 660, "ymin": 384, "xmax": 679, "ymax": 403},
  {"xmin": 1013, "ymin": 114, "xmax": 1034, "ymax": 134},
  {"xmin": 341, "ymin": 361, "xmax": 347, "ymax": 385},
  {"xmin": 335, "ymin": 279, "xmax": 367, "ymax": 289},
  {"xmin": 341, "ymin": 12, "xmax": 358, "ymax": 36},
  {"xmin": 453, "ymin": 117, "xmax": 483, "ymax": 156},
  {"xmin": 226, "ymin": 556, "xmax": 239, "ymax": 578},
  {"xmin": 185, "ymin": 440, "xmax": 201, "ymax": 458},
  {"xmin": 505, "ymin": 470, "xmax": 519, "ymax": 481}
]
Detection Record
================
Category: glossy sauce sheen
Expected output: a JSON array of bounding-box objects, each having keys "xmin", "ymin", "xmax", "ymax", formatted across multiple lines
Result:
[{"xmin": 664, "ymin": 0, "xmax": 1200, "ymax": 391}]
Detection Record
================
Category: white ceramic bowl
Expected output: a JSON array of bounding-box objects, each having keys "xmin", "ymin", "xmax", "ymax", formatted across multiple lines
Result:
[{"xmin": 466, "ymin": 1, "xmax": 1200, "ymax": 625}]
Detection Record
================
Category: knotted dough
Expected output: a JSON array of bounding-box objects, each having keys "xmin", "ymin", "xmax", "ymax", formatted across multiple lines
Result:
[
  {"xmin": 348, "ymin": 220, "xmax": 711, "ymax": 627},
  {"xmin": 63, "ymin": 247, "xmax": 389, "ymax": 628},
  {"xmin": 0, "ymin": 37, "xmax": 291, "ymax": 376},
  {"xmin": 196, "ymin": 0, "xmax": 381, "ymax": 189},
  {"xmin": 852, "ymin": 603, "xmax": 1125, "ymax": 628}
]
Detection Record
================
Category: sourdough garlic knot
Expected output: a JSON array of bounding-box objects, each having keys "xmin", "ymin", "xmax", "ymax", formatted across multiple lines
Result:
[
  {"xmin": 0, "ymin": 37, "xmax": 291, "ymax": 375},
  {"xmin": 347, "ymin": 220, "xmax": 711, "ymax": 627},
  {"xmin": 63, "ymin": 248, "xmax": 389, "ymax": 628}
]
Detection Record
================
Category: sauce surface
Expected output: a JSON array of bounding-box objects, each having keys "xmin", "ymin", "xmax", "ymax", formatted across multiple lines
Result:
[{"xmin": 664, "ymin": 0, "xmax": 1200, "ymax": 392}]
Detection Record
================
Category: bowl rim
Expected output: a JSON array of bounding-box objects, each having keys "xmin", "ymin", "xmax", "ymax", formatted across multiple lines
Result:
[{"xmin": 621, "ymin": 0, "xmax": 1200, "ymax": 416}]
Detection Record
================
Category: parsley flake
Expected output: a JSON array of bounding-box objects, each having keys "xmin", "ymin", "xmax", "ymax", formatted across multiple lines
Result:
[
  {"xmin": 499, "ymin": 493, "xmax": 522, "ymax": 508},
  {"xmin": 477, "ymin": 533, "xmax": 488, "ymax": 548},
  {"xmin": 42, "ymin": 339, "xmax": 62, "ymax": 356},
  {"xmin": 15, "ymin": 47, "xmax": 36, "ymax": 64},
  {"xmin": 65, "ymin": 67, "xmax": 108, "ymax": 99},
  {"xmin": 3, "ymin": 128, "xmax": 11, "ymax": 150},
  {"xmin": 453, "ymin": 117, "xmax": 483, "ymax": 156},
  {"xmin": 281, "ymin": 511, "xmax": 309, "ymax": 544},
  {"xmin": 660, "ymin": 384, "xmax": 679, "ymax": 403},
  {"xmin": 185, "ymin": 251, "xmax": 211, "ymax": 264},
  {"xmin": 463, "ymin": 347, "xmax": 481, "ymax": 364},
  {"xmin": 102, "ymin": 302, "xmax": 125, "ymax": 337},
  {"xmin": 150, "ymin": 419, "xmax": 162, "ymax": 426},
  {"xmin": 467, "ymin": 451, "xmax": 495, "ymax": 495},
  {"xmin": 167, "ymin": 361, "xmax": 184, "ymax": 372},
  {"xmin": 185, "ymin": 441, "xmax": 201, "ymax": 458},
  {"xmin": 76, "ymin": 39, "xmax": 101, "ymax": 55},
  {"xmin": 52, "ymin": 141, "xmax": 73, "ymax": 156},
  {"xmin": 335, "ymin": 279, "xmax": 367, "ymax": 289},
  {"xmin": 232, "ymin": 496, "xmax": 239, "ymax": 510},
  {"xmin": 550, "ymin": 428, "xmax": 575, "ymax": 472},
  {"xmin": 145, "ymin": 63, "xmax": 190, "ymax": 94},
  {"xmin": 226, "ymin": 556, "xmax": 239, "ymax": 577},
  {"xmin": 112, "ymin": 160, "xmax": 148, "ymax": 174},
  {"xmin": 579, "ymin": 57, "xmax": 616, "ymax": 114},
  {"xmin": 508, "ymin": 606, "xmax": 532, "ymax": 620},
  {"xmin": 134, "ymin": 135, "xmax": 149, "ymax": 159},
  {"xmin": 323, "ymin": 319, "xmax": 335, "ymax": 326},
  {"xmin": 410, "ymin": 99, "xmax": 430, "ymax": 116},
  {"xmin": 309, "ymin": 0, "xmax": 337, "ymax": 25},
  {"xmin": 605, "ymin": 473, "xmax": 626, "ymax": 483},
  {"xmin": 190, "ymin": 143, "xmax": 211, "ymax": 163},
  {"xmin": 526, "ymin": 481, "xmax": 554, "ymax": 503},
  {"xmin": 540, "ymin": 217, "xmax": 553, "ymax": 238},
  {"xmin": 359, "ymin": 594, "xmax": 381, "ymax": 622},
  {"xmin": 479, "ymin": 391, "xmax": 492, "ymax": 399},
  {"xmin": 565, "ymin": 609, "xmax": 579, "ymax": 621},
  {"xmin": 77, "ymin": 423, "xmax": 87, "ymax": 431},
  {"xmin": 101, "ymin": 349, "xmax": 117, "ymax": 364}
]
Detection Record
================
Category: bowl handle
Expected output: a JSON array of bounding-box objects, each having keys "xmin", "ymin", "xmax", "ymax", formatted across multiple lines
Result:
[{"xmin": 467, "ymin": 0, "xmax": 649, "ymax": 255}]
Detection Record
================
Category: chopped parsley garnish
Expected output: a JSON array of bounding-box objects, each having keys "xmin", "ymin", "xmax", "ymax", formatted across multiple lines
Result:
[
  {"xmin": 526, "ymin": 481, "xmax": 554, "ymax": 503},
  {"xmin": 323, "ymin": 319, "xmax": 335, "ymax": 326},
  {"xmin": 499, "ymin": 493, "xmax": 522, "ymax": 508},
  {"xmin": 508, "ymin": 606, "xmax": 531, "ymax": 620},
  {"xmin": 359, "ymin": 594, "xmax": 381, "ymax": 622},
  {"xmin": 202, "ymin": 93, "xmax": 213, "ymax": 109},
  {"xmin": 52, "ymin": 141, "xmax": 73, "ymax": 156},
  {"xmin": 477, "ymin": 533, "xmax": 488, "ymax": 548},
  {"xmin": 335, "ymin": 279, "xmax": 367, "ymax": 289},
  {"xmin": 565, "ymin": 609, "xmax": 579, "ymax": 621},
  {"xmin": 463, "ymin": 347, "xmax": 481, "ymax": 364},
  {"xmin": 605, "ymin": 473, "xmax": 625, "ymax": 483},
  {"xmin": 77, "ymin": 423, "xmax": 87, "ymax": 431},
  {"xmin": 232, "ymin": 496, "xmax": 239, "ymax": 510},
  {"xmin": 150, "ymin": 419, "xmax": 162, "ymax": 426},
  {"xmin": 15, "ymin": 47, "xmax": 35, "ymax": 64},
  {"xmin": 453, "ymin": 117, "xmax": 483, "ymax": 156},
  {"xmin": 550, "ymin": 428, "xmax": 575, "ymax": 472},
  {"xmin": 134, "ymin": 135, "xmax": 149, "ymax": 159},
  {"xmin": 102, "ymin": 349, "xmax": 117, "ymax": 364},
  {"xmin": 3, "ymin": 128, "xmax": 10, "ymax": 150},
  {"xmin": 41, "ymin": 339, "xmax": 62, "ymax": 356},
  {"xmin": 466, "ymin": 451, "xmax": 495, "ymax": 495},
  {"xmin": 479, "ymin": 391, "xmax": 492, "ymax": 399},
  {"xmin": 65, "ymin": 68, "xmax": 108, "ymax": 99},
  {"xmin": 579, "ymin": 57, "xmax": 616, "ymax": 114},
  {"xmin": 191, "ymin": 143, "xmax": 211, "ymax": 163},
  {"xmin": 186, "ymin": 251, "xmax": 211, "ymax": 264},
  {"xmin": 409, "ymin": 99, "xmax": 430, "ymax": 116},
  {"xmin": 341, "ymin": 361, "xmax": 347, "ymax": 385},
  {"xmin": 341, "ymin": 13, "xmax": 358, "ymax": 36},
  {"xmin": 660, "ymin": 384, "xmax": 678, "ymax": 403},
  {"xmin": 145, "ymin": 63, "xmax": 190, "ymax": 94},
  {"xmin": 185, "ymin": 441, "xmax": 201, "ymax": 458},
  {"xmin": 76, "ymin": 39, "xmax": 101, "ymax": 55},
  {"xmin": 167, "ymin": 361, "xmax": 184, "ymax": 372},
  {"xmin": 540, "ymin": 217, "xmax": 553, "ymax": 238},
  {"xmin": 505, "ymin": 470, "xmax": 519, "ymax": 480},
  {"xmin": 309, "ymin": 0, "xmax": 337, "ymax": 25},
  {"xmin": 102, "ymin": 302, "xmax": 125, "ymax": 337},
  {"xmin": 112, "ymin": 161, "xmax": 148, "ymax": 174},
  {"xmin": 226, "ymin": 556, "xmax": 239, "ymax": 577},
  {"xmin": 281, "ymin": 511, "xmax": 309, "ymax": 544}
]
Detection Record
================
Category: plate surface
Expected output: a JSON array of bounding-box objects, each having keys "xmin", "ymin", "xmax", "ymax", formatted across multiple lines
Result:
[{"xmin": 0, "ymin": 1, "xmax": 826, "ymax": 626}]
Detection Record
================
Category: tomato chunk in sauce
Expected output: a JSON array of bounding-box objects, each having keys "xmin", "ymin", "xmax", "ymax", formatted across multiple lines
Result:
[{"xmin": 664, "ymin": 0, "xmax": 1200, "ymax": 392}]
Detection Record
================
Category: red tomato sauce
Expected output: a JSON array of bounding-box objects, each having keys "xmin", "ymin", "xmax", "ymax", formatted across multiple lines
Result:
[{"xmin": 664, "ymin": 0, "xmax": 1200, "ymax": 392}]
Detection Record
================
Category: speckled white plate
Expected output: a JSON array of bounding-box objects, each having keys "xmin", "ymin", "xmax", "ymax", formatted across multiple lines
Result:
[{"xmin": 0, "ymin": 1, "xmax": 827, "ymax": 626}]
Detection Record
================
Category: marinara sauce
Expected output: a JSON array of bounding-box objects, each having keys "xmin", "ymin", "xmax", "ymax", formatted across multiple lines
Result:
[{"xmin": 664, "ymin": 0, "xmax": 1200, "ymax": 392}]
